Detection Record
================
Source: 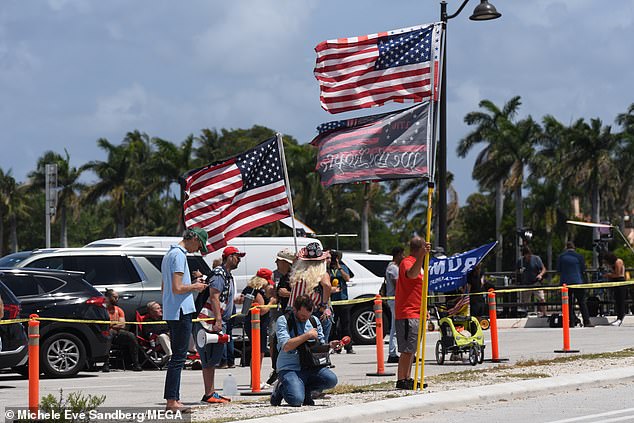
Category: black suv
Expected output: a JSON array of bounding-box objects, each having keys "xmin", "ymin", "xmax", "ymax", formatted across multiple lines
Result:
[
  {"xmin": 0, "ymin": 280, "xmax": 28, "ymax": 370},
  {"xmin": 0, "ymin": 268, "xmax": 110, "ymax": 378}
]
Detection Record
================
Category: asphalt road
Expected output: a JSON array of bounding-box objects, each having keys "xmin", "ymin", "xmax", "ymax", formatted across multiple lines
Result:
[
  {"xmin": 388, "ymin": 379, "xmax": 634, "ymax": 423},
  {"xmin": 1, "ymin": 323, "xmax": 633, "ymax": 411}
]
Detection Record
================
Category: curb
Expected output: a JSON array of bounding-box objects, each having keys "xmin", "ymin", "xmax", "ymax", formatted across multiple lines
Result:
[{"xmin": 235, "ymin": 366, "xmax": 634, "ymax": 423}]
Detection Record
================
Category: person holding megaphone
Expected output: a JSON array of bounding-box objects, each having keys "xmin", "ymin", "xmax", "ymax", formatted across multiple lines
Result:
[{"xmin": 193, "ymin": 246, "xmax": 245, "ymax": 404}]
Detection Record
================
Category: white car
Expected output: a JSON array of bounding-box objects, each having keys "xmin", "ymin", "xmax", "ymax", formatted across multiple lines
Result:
[
  {"xmin": 85, "ymin": 236, "xmax": 321, "ymax": 296},
  {"xmin": 336, "ymin": 251, "xmax": 392, "ymax": 344}
]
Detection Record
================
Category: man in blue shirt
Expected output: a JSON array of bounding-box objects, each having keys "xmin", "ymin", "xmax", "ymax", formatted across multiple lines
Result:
[
  {"xmin": 270, "ymin": 295, "xmax": 339, "ymax": 407},
  {"xmin": 557, "ymin": 241, "xmax": 592, "ymax": 327},
  {"xmin": 161, "ymin": 227, "xmax": 209, "ymax": 413}
]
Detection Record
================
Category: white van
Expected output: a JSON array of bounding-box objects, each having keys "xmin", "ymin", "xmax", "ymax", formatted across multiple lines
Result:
[{"xmin": 85, "ymin": 236, "xmax": 321, "ymax": 295}]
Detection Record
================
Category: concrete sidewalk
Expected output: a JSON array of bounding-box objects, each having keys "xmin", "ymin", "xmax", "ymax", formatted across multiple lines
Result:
[{"xmin": 237, "ymin": 366, "xmax": 634, "ymax": 423}]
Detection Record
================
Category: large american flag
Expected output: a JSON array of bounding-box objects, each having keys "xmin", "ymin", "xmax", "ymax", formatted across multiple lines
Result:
[
  {"xmin": 182, "ymin": 137, "xmax": 291, "ymax": 252},
  {"xmin": 311, "ymin": 102, "xmax": 431, "ymax": 187},
  {"xmin": 314, "ymin": 23, "xmax": 442, "ymax": 114}
]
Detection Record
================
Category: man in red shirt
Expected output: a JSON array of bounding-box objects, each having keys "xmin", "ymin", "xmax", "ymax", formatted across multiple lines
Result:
[{"xmin": 394, "ymin": 236, "xmax": 431, "ymax": 389}]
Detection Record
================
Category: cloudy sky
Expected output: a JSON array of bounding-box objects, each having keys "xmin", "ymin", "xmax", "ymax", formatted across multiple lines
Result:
[{"xmin": 1, "ymin": 0, "xmax": 633, "ymax": 205}]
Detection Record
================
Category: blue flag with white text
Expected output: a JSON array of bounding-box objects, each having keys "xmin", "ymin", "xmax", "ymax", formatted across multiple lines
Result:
[{"xmin": 428, "ymin": 242, "xmax": 497, "ymax": 293}]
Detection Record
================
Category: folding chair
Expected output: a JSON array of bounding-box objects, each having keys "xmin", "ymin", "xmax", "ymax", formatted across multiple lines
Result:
[{"xmin": 135, "ymin": 310, "xmax": 168, "ymax": 370}]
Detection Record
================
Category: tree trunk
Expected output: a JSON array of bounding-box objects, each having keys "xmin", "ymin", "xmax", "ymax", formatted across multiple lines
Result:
[
  {"xmin": 10, "ymin": 215, "xmax": 18, "ymax": 252},
  {"xmin": 60, "ymin": 205, "xmax": 68, "ymax": 247},
  {"xmin": 546, "ymin": 231, "xmax": 553, "ymax": 279},
  {"xmin": 591, "ymin": 185, "xmax": 600, "ymax": 268},
  {"xmin": 0, "ymin": 210, "xmax": 4, "ymax": 256},
  {"xmin": 361, "ymin": 184, "xmax": 370, "ymax": 252},
  {"xmin": 116, "ymin": 206, "xmax": 126, "ymax": 237},
  {"xmin": 495, "ymin": 179, "xmax": 504, "ymax": 272},
  {"xmin": 515, "ymin": 184, "xmax": 524, "ymax": 263},
  {"xmin": 178, "ymin": 182, "xmax": 186, "ymax": 234}
]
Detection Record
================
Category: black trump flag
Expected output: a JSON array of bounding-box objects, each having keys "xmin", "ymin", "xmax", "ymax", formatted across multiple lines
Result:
[{"xmin": 310, "ymin": 102, "xmax": 431, "ymax": 187}]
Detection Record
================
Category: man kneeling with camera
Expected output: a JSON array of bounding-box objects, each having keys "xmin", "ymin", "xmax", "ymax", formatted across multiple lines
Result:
[{"xmin": 270, "ymin": 295, "xmax": 340, "ymax": 406}]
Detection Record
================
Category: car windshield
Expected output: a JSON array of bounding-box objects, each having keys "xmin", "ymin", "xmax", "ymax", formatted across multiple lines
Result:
[{"xmin": 0, "ymin": 252, "xmax": 33, "ymax": 268}]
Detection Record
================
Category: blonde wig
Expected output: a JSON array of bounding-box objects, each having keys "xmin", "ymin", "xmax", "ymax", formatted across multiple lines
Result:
[{"xmin": 289, "ymin": 259, "xmax": 327, "ymax": 293}]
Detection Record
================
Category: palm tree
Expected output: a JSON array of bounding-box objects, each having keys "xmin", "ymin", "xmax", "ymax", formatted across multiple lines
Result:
[
  {"xmin": 83, "ymin": 131, "xmax": 156, "ymax": 236},
  {"xmin": 4, "ymin": 178, "xmax": 30, "ymax": 252},
  {"xmin": 0, "ymin": 167, "xmax": 14, "ymax": 255},
  {"xmin": 29, "ymin": 150, "xmax": 84, "ymax": 247},
  {"xmin": 614, "ymin": 104, "xmax": 634, "ymax": 233},
  {"xmin": 149, "ymin": 135, "xmax": 196, "ymax": 233},
  {"xmin": 559, "ymin": 118, "xmax": 619, "ymax": 267},
  {"xmin": 457, "ymin": 96, "xmax": 528, "ymax": 270},
  {"xmin": 390, "ymin": 172, "xmax": 458, "ymax": 246}
]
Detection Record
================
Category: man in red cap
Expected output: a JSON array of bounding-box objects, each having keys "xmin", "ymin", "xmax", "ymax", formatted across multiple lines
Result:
[{"xmin": 193, "ymin": 245, "xmax": 245, "ymax": 404}]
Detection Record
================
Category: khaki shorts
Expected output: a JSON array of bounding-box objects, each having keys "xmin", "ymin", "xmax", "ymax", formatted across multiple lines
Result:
[
  {"xmin": 520, "ymin": 288, "xmax": 545, "ymax": 304},
  {"xmin": 395, "ymin": 318, "xmax": 420, "ymax": 354}
]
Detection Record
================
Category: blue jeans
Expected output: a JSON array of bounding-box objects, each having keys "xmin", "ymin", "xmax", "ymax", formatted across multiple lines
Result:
[
  {"xmin": 277, "ymin": 367, "xmax": 337, "ymax": 406},
  {"xmin": 222, "ymin": 317, "xmax": 235, "ymax": 365},
  {"xmin": 164, "ymin": 312, "xmax": 194, "ymax": 400}
]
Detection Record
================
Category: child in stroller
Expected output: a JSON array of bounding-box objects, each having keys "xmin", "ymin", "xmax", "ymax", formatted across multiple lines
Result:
[{"xmin": 432, "ymin": 284, "xmax": 485, "ymax": 366}]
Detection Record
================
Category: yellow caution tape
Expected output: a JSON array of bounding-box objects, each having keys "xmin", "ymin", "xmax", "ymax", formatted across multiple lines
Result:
[{"xmin": 2, "ymin": 280, "xmax": 630, "ymax": 326}]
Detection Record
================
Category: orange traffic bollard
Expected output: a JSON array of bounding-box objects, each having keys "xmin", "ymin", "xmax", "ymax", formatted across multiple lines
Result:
[
  {"xmin": 555, "ymin": 284, "xmax": 579, "ymax": 353},
  {"xmin": 487, "ymin": 290, "xmax": 500, "ymax": 362},
  {"xmin": 366, "ymin": 295, "xmax": 394, "ymax": 377},
  {"xmin": 250, "ymin": 307, "xmax": 261, "ymax": 393},
  {"xmin": 28, "ymin": 314, "xmax": 40, "ymax": 413}
]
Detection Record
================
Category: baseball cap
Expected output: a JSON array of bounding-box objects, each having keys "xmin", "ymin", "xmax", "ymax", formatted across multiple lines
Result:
[
  {"xmin": 189, "ymin": 227, "xmax": 208, "ymax": 254},
  {"xmin": 275, "ymin": 248, "xmax": 296, "ymax": 264},
  {"xmin": 222, "ymin": 246, "xmax": 246, "ymax": 258},
  {"xmin": 256, "ymin": 268, "xmax": 274, "ymax": 286}
]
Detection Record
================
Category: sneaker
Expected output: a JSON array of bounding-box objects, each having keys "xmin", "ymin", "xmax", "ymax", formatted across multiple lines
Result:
[
  {"xmin": 583, "ymin": 321, "xmax": 595, "ymax": 328},
  {"xmin": 387, "ymin": 355, "xmax": 400, "ymax": 364},
  {"xmin": 227, "ymin": 362, "xmax": 236, "ymax": 368},
  {"xmin": 395, "ymin": 378, "xmax": 414, "ymax": 390},
  {"xmin": 260, "ymin": 382, "xmax": 272, "ymax": 390},
  {"xmin": 611, "ymin": 319, "xmax": 623, "ymax": 327},
  {"xmin": 201, "ymin": 392, "xmax": 230, "ymax": 404},
  {"xmin": 303, "ymin": 396, "xmax": 315, "ymax": 406},
  {"xmin": 131, "ymin": 364, "xmax": 143, "ymax": 372},
  {"xmin": 217, "ymin": 361, "xmax": 229, "ymax": 369},
  {"xmin": 191, "ymin": 360, "xmax": 202, "ymax": 370},
  {"xmin": 101, "ymin": 363, "xmax": 110, "ymax": 373},
  {"xmin": 270, "ymin": 381, "xmax": 282, "ymax": 406}
]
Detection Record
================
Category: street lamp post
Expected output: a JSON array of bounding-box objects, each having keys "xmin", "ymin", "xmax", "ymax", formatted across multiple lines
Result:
[{"xmin": 437, "ymin": 0, "xmax": 501, "ymax": 250}]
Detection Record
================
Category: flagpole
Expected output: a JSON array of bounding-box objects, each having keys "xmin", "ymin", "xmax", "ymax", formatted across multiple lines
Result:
[
  {"xmin": 276, "ymin": 132, "xmax": 299, "ymax": 253},
  {"xmin": 414, "ymin": 181, "xmax": 434, "ymax": 390}
]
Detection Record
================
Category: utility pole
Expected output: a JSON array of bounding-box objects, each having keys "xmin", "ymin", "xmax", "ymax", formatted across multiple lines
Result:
[{"xmin": 45, "ymin": 164, "xmax": 58, "ymax": 248}]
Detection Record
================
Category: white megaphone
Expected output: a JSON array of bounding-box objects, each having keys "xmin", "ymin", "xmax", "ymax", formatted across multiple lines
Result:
[{"xmin": 196, "ymin": 329, "xmax": 230, "ymax": 349}]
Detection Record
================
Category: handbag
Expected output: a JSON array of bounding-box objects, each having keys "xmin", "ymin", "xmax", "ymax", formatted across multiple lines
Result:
[
  {"xmin": 287, "ymin": 313, "xmax": 331, "ymax": 370},
  {"xmin": 297, "ymin": 341, "xmax": 331, "ymax": 370}
]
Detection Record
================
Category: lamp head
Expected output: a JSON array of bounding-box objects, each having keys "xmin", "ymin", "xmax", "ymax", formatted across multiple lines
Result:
[{"xmin": 470, "ymin": 0, "xmax": 502, "ymax": 21}]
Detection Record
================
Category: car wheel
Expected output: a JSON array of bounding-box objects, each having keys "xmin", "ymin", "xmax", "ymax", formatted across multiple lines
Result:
[
  {"xmin": 350, "ymin": 305, "xmax": 383, "ymax": 345},
  {"xmin": 40, "ymin": 333, "xmax": 86, "ymax": 378}
]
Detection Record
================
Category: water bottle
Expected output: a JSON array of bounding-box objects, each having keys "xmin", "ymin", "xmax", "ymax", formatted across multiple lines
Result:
[{"xmin": 223, "ymin": 373, "xmax": 238, "ymax": 397}]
